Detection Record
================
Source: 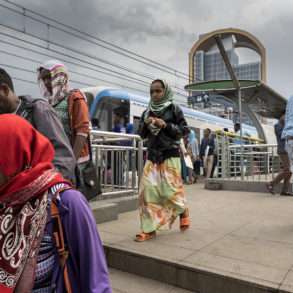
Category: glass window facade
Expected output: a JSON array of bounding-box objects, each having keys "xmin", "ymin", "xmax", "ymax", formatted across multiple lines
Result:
[{"xmin": 193, "ymin": 49, "xmax": 261, "ymax": 82}]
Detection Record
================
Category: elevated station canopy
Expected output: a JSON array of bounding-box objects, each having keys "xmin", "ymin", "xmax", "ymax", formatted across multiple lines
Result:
[{"xmin": 185, "ymin": 80, "xmax": 287, "ymax": 119}]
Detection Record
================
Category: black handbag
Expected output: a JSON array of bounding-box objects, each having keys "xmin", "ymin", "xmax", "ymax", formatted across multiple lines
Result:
[{"xmin": 77, "ymin": 135, "xmax": 101, "ymax": 201}]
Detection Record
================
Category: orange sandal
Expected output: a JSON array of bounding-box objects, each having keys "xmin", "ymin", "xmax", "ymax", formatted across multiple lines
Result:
[
  {"xmin": 180, "ymin": 209, "xmax": 190, "ymax": 231},
  {"xmin": 135, "ymin": 232, "xmax": 156, "ymax": 242}
]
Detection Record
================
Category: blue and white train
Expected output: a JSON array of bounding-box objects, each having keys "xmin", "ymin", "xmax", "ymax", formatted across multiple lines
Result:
[{"xmin": 81, "ymin": 86, "xmax": 275, "ymax": 143}]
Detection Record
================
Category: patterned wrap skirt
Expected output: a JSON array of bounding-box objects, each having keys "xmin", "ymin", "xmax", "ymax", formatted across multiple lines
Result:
[{"xmin": 139, "ymin": 157, "xmax": 187, "ymax": 233}]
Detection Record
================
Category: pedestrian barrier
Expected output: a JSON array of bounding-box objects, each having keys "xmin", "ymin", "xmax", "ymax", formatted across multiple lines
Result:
[
  {"xmin": 216, "ymin": 143, "xmax": 280, "ymax": 181},
  {"xmin": 90, "ymin": 130, "xmax": 144, "ymax": 197}
]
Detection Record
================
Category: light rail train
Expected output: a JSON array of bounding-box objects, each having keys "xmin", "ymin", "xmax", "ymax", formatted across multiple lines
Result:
[{"xmin": 81, "ymin": 86, "xmax": 275, "ymax": 143}]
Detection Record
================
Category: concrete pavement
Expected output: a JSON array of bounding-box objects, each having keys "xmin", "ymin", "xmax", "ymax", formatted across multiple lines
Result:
[
  {"xmin": 110, "ymin": 268, "xmax": 192, "ymax": 293},
  {"xmin": 99, "ymin": 184, "xmax": 293, "ymax": 292}
]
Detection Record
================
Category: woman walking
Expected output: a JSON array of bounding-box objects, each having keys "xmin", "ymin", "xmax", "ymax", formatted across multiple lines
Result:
[
  {"xmin": 0, "ymin": 114, "xmax": 112, "ymax": 293},
  {"xmin": 135, "ymin": 80, "xmax": 190, "ymax": 242}
]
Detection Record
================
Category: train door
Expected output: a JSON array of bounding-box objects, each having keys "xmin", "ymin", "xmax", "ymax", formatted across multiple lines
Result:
[
  {"xmin": 90, "ymin": 95, "xmax": 130, "ymax": 132},
  {"xmin": 130, "ymin": 103, "xmax": 147, "ymax": 134},
  {"xmin": 84, "ymin": 92, "xmax": 95, "ymax": 110}
]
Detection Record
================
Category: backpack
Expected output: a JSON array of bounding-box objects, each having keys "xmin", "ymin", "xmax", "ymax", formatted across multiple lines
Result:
[{"xmin": 16, "ymin": 96, "xmax": 46, "ymax": 128}]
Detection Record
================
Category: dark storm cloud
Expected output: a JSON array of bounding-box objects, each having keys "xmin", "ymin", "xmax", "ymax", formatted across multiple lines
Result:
[
  {"xmin": 17, "ymin": 0, "xmax": 175, "ymax": 42},
  {"xmin": 5, "ymin": 0, "xmax": 293, "ymax": 96}
]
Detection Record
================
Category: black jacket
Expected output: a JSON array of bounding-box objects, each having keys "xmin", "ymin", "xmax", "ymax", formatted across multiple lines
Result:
[
  {"xmin": 200, "ymin": 137, "xmax": 215, "ymax": 157},
  {"xmin": 16, "ymin": 96, "xmax": 76, "ymax": 181},
  {"xmin": 138, "ymin": 104, "xmax": 188, "ymax": 163}
]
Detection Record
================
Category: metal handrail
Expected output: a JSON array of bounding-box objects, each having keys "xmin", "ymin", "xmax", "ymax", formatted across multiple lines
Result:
[
  {"xmin": 90, "ymin": 130, "xmax": 144, "ymax": 197},
  {"xmin": 215, "ymin": 136, "xmax": 281, "ymax": 181},
  {"xmin": 229, "ymin": 144, "xmax": 277, "ymax": 148},
  {"xmin": 91, "ymin": 130, "xmax": 142, "ymax": 140}
]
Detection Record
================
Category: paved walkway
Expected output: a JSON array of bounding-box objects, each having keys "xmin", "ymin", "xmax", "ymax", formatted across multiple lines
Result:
[
  {"xmin": 99, "ymin": 184, "xmax": 293, "ymax": 292},
  {"xmin": 110, "ymin": 268, "xmax": 191, "ymax": 293}
]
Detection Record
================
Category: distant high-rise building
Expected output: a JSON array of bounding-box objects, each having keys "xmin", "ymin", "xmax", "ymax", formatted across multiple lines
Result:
[
  {"xmin": 188, "ymin": 32, "xmax": 265, "ymax": 125},
  {"xmin": 193, "ymin": 35, "xmax": 261, "ymax": 82}
]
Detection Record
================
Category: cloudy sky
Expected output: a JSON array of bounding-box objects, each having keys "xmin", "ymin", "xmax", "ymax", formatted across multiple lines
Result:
[{"xmin": 0, "ymin": 0, "xmax": 292, "ymax": 98}]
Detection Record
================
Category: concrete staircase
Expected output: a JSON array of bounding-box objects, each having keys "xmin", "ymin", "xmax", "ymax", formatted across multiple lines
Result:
[{"xmin": 90, "ymin": 194, "xmax": 138, "ymax": 224}]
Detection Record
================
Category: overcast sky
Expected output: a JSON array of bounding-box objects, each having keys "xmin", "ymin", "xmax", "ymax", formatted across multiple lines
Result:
[{"xmin": 1, "ymin": 0, "xmax": 292, "ymax": 98}]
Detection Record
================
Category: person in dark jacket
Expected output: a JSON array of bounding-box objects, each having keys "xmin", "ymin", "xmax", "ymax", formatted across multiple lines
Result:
[
  {"xmin": 135, "ymin": 79, "xmax": 190, "ymax": 242},
  {"xmin": 266, "ymin": 110, "xmax": 292, "ymax": 195},
  {"xmin": 112, "ymin": 107, "xmax": 134, "ymax": 134},
  {"xmin": 200, "ymin": 128, "xmax": 215, "ymax": 178},
  {"xmin": 0, "ymin": 68, "xmax": 76, "ymax": 182}
]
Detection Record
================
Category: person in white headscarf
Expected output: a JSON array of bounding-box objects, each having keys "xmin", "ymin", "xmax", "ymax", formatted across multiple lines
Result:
[{"xmin": 38, "ymin": 60, "xmax": 90, "ymax": 189}]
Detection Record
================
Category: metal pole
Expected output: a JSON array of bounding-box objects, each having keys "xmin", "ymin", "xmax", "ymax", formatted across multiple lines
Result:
[
  {"xmin": 238, "ymin": 88, "xmax": 244, "ymax": 180},
  {"xmin": 214, "ymin": 35, "xmax": 244, "ymax": 180},
  {"xmin": 214, "ymin": 36, "xmax": 240, "ymax": 89}
]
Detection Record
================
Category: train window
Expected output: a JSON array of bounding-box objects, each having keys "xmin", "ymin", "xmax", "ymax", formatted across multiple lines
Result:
[
  {"xmin": 111, "ymin": 99, "xmax": 130, "ymax": 130},
  {"xmin": 91, "ymin": 96, "xmax": 130, "ymax": 132},
  {"xmin": 92, "ymin": 98, "xmax": 111, "ymax": 131}
]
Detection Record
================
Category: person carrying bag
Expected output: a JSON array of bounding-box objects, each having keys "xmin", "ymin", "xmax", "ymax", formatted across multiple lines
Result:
[{"xmin": 37, "ymin": 60, "xmax": 101, "ymax": 200}]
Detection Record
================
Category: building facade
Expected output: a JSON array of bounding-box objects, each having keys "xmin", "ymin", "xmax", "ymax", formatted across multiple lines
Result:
[{"xmin": 193, "ymin": 35, "xmax": 261, "ymax": 82}]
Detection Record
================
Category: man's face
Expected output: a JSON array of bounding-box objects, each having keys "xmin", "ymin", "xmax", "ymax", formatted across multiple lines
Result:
[
  {"xmin": 0, "ymin": 84, "xmax": 17, "ymax": 114},
  {"xmin": 204, "ymin": 129, "xmax": 210, "ymax": 137},
  {"xmin": 39, "ymin": 69, "xmax": 53, "ymax": 95}
]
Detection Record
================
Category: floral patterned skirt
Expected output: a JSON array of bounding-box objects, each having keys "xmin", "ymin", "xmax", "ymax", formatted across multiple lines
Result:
[{"xmin": 139, "ymin": 157, "xmax": 187, "ymax": 233}]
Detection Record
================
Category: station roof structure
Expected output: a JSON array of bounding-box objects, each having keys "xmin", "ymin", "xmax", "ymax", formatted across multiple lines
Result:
[{"xmin": 185, "ymin": 80, "xmax": 287, "ymax": 119}]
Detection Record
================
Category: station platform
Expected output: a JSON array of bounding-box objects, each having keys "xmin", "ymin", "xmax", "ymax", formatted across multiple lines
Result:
[{"xmin": 99, "ymin": 184, "xmax": 293, "ymax": 293}]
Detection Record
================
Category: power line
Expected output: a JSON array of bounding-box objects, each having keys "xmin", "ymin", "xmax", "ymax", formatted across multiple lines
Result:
[
  {"xmin": 1, "ymin": 22, "xmax": 188, "ymax": 94},
  {"xmin": 2, "ymin": 63, "xmax": 151, "ymax": 94},
  {"xmin": 0, "ymin": 48, "xmax": 149, "ymax": 88},
  {"xmin": 0, "ymin": 40, "xmax": 150, "ymax": 88},
  {"xmin": 12, "ymin": 76, "xmax": 37, "ymax": 85},
  {"xmin": 0, "ymin": 29, "xmax": 154, "ymax": 84},
  {"xmin": 0, "ymin": 1, "xmax": 188, "ymax": 79},
  {"xmin": 0, "ymin": 23, "xmax": 157, "ymax": 82},
  {"xmin": 0, "ymin": 29, "xmax": 187, "ymax": 97},
  {"xmin": 1, "ymin": 0, "xmax": 189, "ymax": 79},
  {"xmin": 0, "ymin": 38, "xmax": 186, "ymax": 98}
]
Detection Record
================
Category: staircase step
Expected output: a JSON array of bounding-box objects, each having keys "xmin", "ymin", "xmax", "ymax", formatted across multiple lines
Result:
[
  {"xmin": 90, "ymin": 195, "xmax": 138, "ymax": 224},
  {"xmin": 90, "ymin": 202, "xmax": 119, "ymax": 224},
  {"xmin": 104, "ymin": 244, "xmax": 287, "ymax": 293}
]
